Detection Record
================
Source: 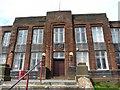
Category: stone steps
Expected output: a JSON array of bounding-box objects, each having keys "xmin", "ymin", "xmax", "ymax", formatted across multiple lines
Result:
[{"xmin": 0, "ymin": 79, "xmax": 80, "ymax": 90}]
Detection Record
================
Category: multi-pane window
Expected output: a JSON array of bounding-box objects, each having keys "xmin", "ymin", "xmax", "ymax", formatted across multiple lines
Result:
[
  {"xmin": 2, "ymin": 32, "xmax": 11, "ymax": 47},
  {"xmin": 12, "ymin": 53, "xmax": 25, "ymax": 70},
  {"xmin": 92, "ymin": 27, "xmax": 104, "ymax": 42},
  {"xmin": 54, "ymin": 28, "xmax": 65, "ymax": 43},
  {"xmin": 75, "ymin": 27, "xmax": 87, "ymax": 43},
  {"xmin": 76, "ymin": 52, "xmax": 89, "ymax": 69},
  {"xmin": 111, "ymin": 28, "xmax": 120, "ymax": 43},
  {"xmin": 0, "ymin": 54, "xmax": 7, "ymax": 64},
  {"xmin": 16, "ymin": 30, "xmax": 28, "ymax": 45},
  {"xmin": 53, "ymin": 52, "xmax": 65, "ymax": 59},
  {"xmin": 116, "ymin": 52, "xmax": 120, "ymax": 69},
  {"xmin": 95, "ymin": 51, "xmax": 109, "ymax": 70},
  {"xmin": 30, "ymin": 52, "xmax": 42, "ymax": 70},
  {"xmin": 33, "ymin": 29, "xmax": 44, "ymax": 44}
]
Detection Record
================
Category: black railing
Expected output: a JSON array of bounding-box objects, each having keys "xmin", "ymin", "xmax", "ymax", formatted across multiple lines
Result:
[{"xmin": 8, "ymin": 60, "xmax": 41, "ymax": 90}]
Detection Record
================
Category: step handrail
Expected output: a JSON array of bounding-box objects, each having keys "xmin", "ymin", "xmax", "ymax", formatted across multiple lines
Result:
[{"xmin": 8, "ymin": 60, "xmax": 41, "ymax": 90}]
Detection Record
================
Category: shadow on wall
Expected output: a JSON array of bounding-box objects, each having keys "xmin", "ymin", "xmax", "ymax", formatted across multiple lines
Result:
[{"xmin": 46, "ymin": 67, "xmax": 51, "ymax": 79}]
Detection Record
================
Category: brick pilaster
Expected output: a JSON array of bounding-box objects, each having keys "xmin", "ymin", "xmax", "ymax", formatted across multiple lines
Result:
[
  {"xmin": 24, "ymin": 26, "xmax": 33, "ymax": 70},
  {"xmin": 103, "ymin": 24, "xmax": 118, "ymax": 70},
  {"xmin": 86, "ymin": 24, "xmax": 96, "ymax": 70},
  {"xmin": 6, "ymin": 27, "xmax": 17, "ymax": 68}
]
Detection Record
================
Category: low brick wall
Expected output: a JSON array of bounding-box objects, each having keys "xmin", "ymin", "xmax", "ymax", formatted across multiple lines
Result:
[{"xmin": 88, "ymin": 70, "xmax": 120, "ymax": 78}]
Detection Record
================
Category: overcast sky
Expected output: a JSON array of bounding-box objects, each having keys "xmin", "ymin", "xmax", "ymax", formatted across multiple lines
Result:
[{"xmin": 0, "ymin": 0, "xmax": 119, "ymax": 26}]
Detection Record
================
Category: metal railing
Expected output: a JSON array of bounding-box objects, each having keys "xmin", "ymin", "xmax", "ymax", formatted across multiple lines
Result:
[{"xmin": 8, "ymin": 60, "xmax": 41, "ymax": 90}]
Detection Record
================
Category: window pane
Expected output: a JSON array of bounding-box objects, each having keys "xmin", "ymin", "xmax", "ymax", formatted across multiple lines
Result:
[
  {"xmin": 116, "ymin": 52, "xmax": 120, "ymax": 67},
  {"xmin": 0, "ymin": 54, "xmax": 7, "ymax": 64},
  {"xmin": 60, "ymin": 52, "xmax": 64, "ymax": 58},
  {"xmin": 95, "ymin": 51, "xmax": 108, "ymax": 70},
  {"xmin": 76, "ymin": 52, "xmax": 88, "ymax": 65},
  {"xmin": 92, "ymin": 27, "xmax": 104, "ymax": 42},
  {"xmin": 95, "ymin": 52, "xmax": 99, "ymax": 56},
  {"xmin": 19, "ymin": 53, "xmax": 24, "ymax": 70},
  {"xmin": 102, "ymin": 58, "xmax": 107, "ymax": 69},
  {"xmin": 75, "ymin": 27, "xmax": 87, "ymax": 43},
  {"xmin": 111, "ymin": 28, "xmax": 120, "ymax": 43},
  {"xmin": 2, "ymin": 32, "xmax": 11, "ymax": 47},
  {"xmin": 96, "ymin": 58, "xmax": 101, "ymax": 69},
  {"xmin": 54, "ymin": 28, "xmax": 64, "ymax": 43},
  {"xmin": 101, "ymin": 51, "xmax": 105, "ymax": 56},
  {"xmin": 117, "ymin": 59, "xmax": 120, "ymax": 64},
  {"xmin": 76, "ymin": 33, "xmax": 80, "ymax": 42},
  {"xmin": 23, "ymin": 30, "xmax": 28, "ymax": 44},
  {"xmin": 60, "ymin": 28, "xmax": 63, "ymax": 32},
  {"xmin": 13, "ymin": 53, "xmax": 25, "ymax": 70},
  {"xmin": 30, "ymin": 52, "xmax": 42, "ymax": 70},
  {"xmin": 17, "ymin": 30, "xmax": 28, "ymax": 45},
  {"xmin": 60, "ymin": 33, "xmax": 63, "ymax": 42},
  {"xmin": 33, "ymin": 29, "xmax": 43, "ymax": 44},
  {"xmin": 53, "ymin": 52, "xmax": 65, "ymax": 59},
  {"xmin": 33, "ymin": 30, "xmax": 38, "ymax": 43},
  {"xmin": 39, "ymin": 30, "xmax": 43, "ymax": 43},
  {"xmin": 82, "ymin": 32, "xmax": 85, "ymax": 42},
  {"xmin": 53, "ymin": 52, "xmax": 58, "ymax": 58}
]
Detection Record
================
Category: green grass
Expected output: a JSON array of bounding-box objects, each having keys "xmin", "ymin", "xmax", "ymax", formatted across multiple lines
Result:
[
  {"xmin": 94, "ymin": 88, "xmax": 120, "ymax": 90},
  {"xmin": 94, "ymin": 84, "xmax": 120, "ymax": 90}
]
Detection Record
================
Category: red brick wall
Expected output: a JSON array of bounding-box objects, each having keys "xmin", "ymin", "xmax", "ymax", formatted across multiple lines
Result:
[{"xmin": 2, "ymin": 11, "xmax": 119, "ymax": 78}]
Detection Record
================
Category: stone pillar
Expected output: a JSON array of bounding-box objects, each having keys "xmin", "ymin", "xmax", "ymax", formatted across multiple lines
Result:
[
  {"xmin": 67, "ymin": 66, "xmax": 76, "ymax": 80},
  {"xmin": 76, "ymin": 63, "xmax": 89, "ymax": 81},
  {"xmin": 67, "ymin": 52, "xmax": 76, "ymax": 79},
  {"xmin": 0, "ymin": 64, "xmax": 11, "ymax": 81}
]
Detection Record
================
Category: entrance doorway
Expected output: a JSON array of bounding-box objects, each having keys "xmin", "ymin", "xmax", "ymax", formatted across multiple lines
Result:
[{"xmin": 53, "ymin": 59, "xmax": 64, "ymax": 76}]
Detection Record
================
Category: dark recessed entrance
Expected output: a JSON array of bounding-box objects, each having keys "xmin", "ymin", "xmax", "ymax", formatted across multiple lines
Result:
[{"xmin": 53, "ymin": 59, "xmax": 64, "ymax": 76}]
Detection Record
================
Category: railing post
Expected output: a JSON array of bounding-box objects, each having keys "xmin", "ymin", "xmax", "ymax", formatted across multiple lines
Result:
[
  {"xmin": 40, "ymin": 61, "xmax": 42, "ymax": 83},
  {"xmin": 40, "ymin": 53, "xmax": 46, "ymax": 82},
  {"xmin": 26, "ymin": 74, "xmax": 29, "ymax": 90}
]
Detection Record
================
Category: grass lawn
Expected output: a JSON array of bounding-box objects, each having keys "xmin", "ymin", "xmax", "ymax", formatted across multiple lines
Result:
[{"xmin": 94, "ymin": 84, "xmax": 120, "ymax": 90}]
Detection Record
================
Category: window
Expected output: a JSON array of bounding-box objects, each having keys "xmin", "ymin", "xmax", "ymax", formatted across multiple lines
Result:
[
  {"xmin": 0, "ymin": 54, "xmax": 7, "ymax": 64},
  {"xmin": 30, "ymin": 52, "xmax": 42, "ymax": 70},
  {"xmin": 54, "ymin": 28, "xmax": 65, "ymax": 43},
  {"xmin": 75, "ymin": 27, "xmax": 87, "ymax": 43},
  {"xmin": 116, "ymin": 52, "xmax": 120, "ymax": 69},
  {"xmin": 33, "ymin": 29, "xmax": 44, "ymax": 44},
  {"xmin": 53, "ymin": 52, "xmax": 65, "ymax": 59},
  {"xmin": 2, "ymin": 32, "xmax": 11, "ymax": 47},
  {"xmin": 111, "ymin": 28, "xmax": 120, "ymax": 43},
  {"xmin": 92, "ymin": 27, "xmax": 104, "ymax": 42},
  {"xmin": 95, "ymin": 51, "xmax": 109, "ymax": 70},
  {"xmin": 17, "ymin": 30, "xmax": 28, "ymax": 45},
  {"xmin": 12, "ymin": 53, "xmax": 25, "ymax": 70},
  {"xmin": 76, "ymin": 52, "xmax": 89, "ymax": 69}
]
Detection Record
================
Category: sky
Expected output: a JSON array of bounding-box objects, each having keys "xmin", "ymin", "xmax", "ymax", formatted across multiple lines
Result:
[{"xmin": 0, "ymin": 0, "xmax": 119, "ymax": 26}]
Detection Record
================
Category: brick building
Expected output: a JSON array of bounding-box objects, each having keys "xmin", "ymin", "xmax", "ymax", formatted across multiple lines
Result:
[{"xmin": 0, "ymin": 11, "xmax": 120, "ymax": 79}]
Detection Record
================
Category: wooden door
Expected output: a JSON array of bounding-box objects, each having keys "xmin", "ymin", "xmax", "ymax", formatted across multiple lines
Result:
[{"xmin": 53, "ymin": 59, "xmax": 64, "ymax": 76}]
